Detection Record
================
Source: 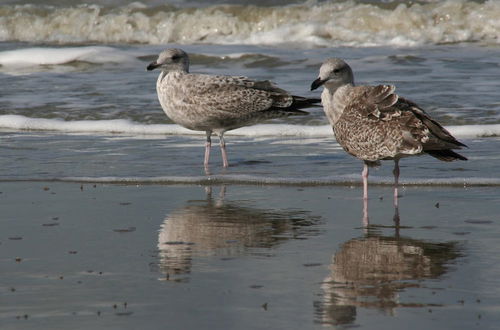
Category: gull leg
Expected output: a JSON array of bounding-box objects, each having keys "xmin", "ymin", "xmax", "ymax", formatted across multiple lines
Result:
[
  {"xmin": 219, "ymin": 133, "xmax": 229, "ymax": 168},
  {"xmin": 362, "ymin": 163, "xmax": 369, "ymax": 201},
  {"xmin": 361, "ymin": 162, "xmax": 369, "ymax": 227},
  {"xmin": 204, "ymin": 131, "xmax": 212, "ymax": 168},
  {"xmin": 393, "ymin": 159, "xmax": 400, "ymax": 208}
]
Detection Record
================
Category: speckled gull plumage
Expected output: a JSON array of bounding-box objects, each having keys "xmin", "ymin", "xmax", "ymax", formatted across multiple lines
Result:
[
  {"xmin": 311, "ymin": 58, "xmax": 467, "ymax": 223},
  {"xmin": 147, "ymin": 48, "xmax": 320, "ymax": 168}
]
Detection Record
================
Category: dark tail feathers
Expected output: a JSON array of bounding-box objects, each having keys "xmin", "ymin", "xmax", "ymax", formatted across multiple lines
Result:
[
  {"xmin": 291, "ymin": 96, "xmax": 321, "ymax": 109},
  {"xmin": 426, "ymin": 149, "xmax": 467, "ymax": 162},
  {"xmin": 269, "ymin": 96, "xmax": 321, "ymax": 115},
  {"xmin": 287, "ymin": 96, "xmax": 321, "ymax": 114}
]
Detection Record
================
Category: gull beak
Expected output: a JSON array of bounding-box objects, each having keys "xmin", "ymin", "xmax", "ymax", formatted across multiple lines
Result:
[
  {"xmin": 146, "ymin": 61, "xmax": 160, "ymax": 71},
  {"xmin": 310, "ymin": 77, "xmax": 325, "ymax": 91}
]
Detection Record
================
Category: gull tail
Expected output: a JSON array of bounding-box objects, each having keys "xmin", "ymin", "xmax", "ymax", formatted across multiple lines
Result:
[
  {"xmin": 291, "ymin": 96, "xmax": 322, "ymax": 109},
  {"xmin": 274, "ymin": 96, "xmax": 321, "ymax": 115},
  {"xmin": 426, "ymin": 149, "xmax": 468, "ymax": 162}
]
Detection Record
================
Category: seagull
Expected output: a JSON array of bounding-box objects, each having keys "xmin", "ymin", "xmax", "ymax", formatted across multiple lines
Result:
[
  {"xmin": 311, "ymin": 58, "xmax": 467, "ymax": 207},
  {"xmin": 147, "ymin": 48, "xmax": 319, "ymax": 168}
]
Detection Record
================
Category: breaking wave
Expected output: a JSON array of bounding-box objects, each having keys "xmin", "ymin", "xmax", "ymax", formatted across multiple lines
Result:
[
  {"xmin": 1, "ymin": 114, "xmax": 499, "ymax": 138},
  {"xmin": 1, "ymin": 1, "xmax": 499, "ymax": 47},
  {"xmin": 0, "ymin": 46, "xmax": 138, "ymax": 66}
]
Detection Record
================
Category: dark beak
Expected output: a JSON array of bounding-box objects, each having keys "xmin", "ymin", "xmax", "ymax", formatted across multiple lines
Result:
[
  {"xmin": 310, "ymin": 77, "xmax": 325, "ymax": 91},
  {"xmin": 146, "ymin": 61, "xmax": 159, "ymax": 71}
]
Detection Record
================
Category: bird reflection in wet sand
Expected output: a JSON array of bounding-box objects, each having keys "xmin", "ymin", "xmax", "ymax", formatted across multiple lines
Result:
[
  {"xmin": 363, "ymin": 194, "xmax": 401, "ymax": 227},
  {"xmin": 315, "ymin": 222, "xmax": 462, "ymax": 326},
  {"xmin": 154, "ymin": 186, "xmax": 320, "ymax": 282}
]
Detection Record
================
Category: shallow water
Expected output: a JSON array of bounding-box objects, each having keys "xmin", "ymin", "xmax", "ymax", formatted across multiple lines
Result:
[
  {"xmin": 1, "ymin": 42, "xmax": 500, "ymax": 183},
  {"xmin": 0, "ymin": 131, "xmax": 497, "ymax": 187},
  {"xmin": 2, "ymin": 43, "xmax": 500, "ymax": 126}
]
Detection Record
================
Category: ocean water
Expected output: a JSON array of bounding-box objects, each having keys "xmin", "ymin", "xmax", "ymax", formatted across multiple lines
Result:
[
  {"xmin": 1, "ymin": 0, "xmax": 500, "ymax": 184},
  {"xmin": 1, "ymin": 40, "xmax": 500, "ymax": 184},
  {"xmin": 2, "ymin": 1, "xmax": 500, "ymax": 329}
]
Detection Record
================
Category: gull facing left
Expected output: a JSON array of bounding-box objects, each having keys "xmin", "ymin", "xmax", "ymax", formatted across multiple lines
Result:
[
  {"xmin": 147, "ymin": 48, "xmax": 319, "ymax": 168},
  {"xmin": 311, "ymin": 58, "xmax": 467, "ymax": 207}
]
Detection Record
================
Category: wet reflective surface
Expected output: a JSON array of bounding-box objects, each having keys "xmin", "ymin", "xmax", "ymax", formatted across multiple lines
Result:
[
  {"xmin": 316, "ymin": 226, "xmax": 462, "ymax": 326},
  {"xmin": 1, "ymin": 182, "xmax": 499, "ymax": 329},
  {"xmin": 154, "ymin": 186, "xmax": 321, "ymax": 282}
]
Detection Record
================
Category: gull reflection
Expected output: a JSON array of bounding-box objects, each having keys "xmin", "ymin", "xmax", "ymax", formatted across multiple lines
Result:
[
  {"xmin": 316, "ymin": 223, "xmax": 462, "ymax": 326},
  {"xmin": 363, "ymin": 197, "xmax": 401, "ymax": 228},
  {"xmin": 156, "ymin": 186, "xmax": 320, "ymax": 281}
]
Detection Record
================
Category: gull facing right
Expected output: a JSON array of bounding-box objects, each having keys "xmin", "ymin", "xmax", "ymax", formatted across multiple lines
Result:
[{"xmin": 311, "ymin": 58, "xmax": 467, "ymax": 206}]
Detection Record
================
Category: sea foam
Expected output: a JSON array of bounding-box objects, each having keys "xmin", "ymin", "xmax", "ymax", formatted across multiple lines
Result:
[
  {"xmin": 1, "ymin": 114, "xmax": 499, "ymax": 139},
  {"xmin": 0, "ymin": 46, "xmax": 138, "ymax": 66},
  {"xmin": 0, "ymin": 1, "xmax": 499, "ymax": 47}
]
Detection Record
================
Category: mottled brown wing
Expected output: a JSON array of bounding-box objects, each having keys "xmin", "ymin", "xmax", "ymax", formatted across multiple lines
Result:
[
  {"xmin": 356, "ymin": 84, "xmax": 398, "ymax": 119},
  {"xmin": 334, "ymin": 85, "xmax": 428, "ymax": 161},
  {"xmin": 397, "ymin": 97, "xmax": 467, "ymax": 149},
  {"xmin": 183, "ymin": 74, "xmax": 293, "ymax": 117}
]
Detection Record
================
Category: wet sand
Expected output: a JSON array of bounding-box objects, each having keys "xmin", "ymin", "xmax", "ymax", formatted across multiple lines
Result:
[{"xmin": 1, "ymin": 182, "xmax": 499, "ymax": 329}]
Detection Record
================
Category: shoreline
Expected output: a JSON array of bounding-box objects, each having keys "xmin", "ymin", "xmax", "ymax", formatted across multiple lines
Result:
[{"xmin": 0, "ymin": 176, "xmax": 495, "ymax": 187}]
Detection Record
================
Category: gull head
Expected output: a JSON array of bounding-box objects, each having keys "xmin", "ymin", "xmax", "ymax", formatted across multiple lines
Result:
[
  {"xmin": 311, "ymin": 58, "xmax": 354, "ymax": 92},
  {"xmin": 147, "ymin": 48, "xmax": 189, "ymax": 73}
]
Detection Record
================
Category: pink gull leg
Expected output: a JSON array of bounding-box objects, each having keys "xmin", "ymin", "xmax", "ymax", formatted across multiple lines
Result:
[
  {"xmin": 362, "ymin": 163, "xmax": 369, "ymax": 227},
  {"xmin": 204, "ymin": 131, "xmax": 212, "ymax": 168},
  {"xmin": 362, "ymin": 163, "xmax": 369, "ymax": 201},
  {"xmin": 219, "ymin": 133, "xmax": 229, "ymax": 168}
]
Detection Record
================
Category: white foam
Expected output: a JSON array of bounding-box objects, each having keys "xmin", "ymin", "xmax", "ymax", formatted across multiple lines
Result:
[
  {"xmin": 1, "ymin": 1, "xmax": 499, "ymax": 47},
  {"xmin": 0, "ymin": 115, "xmax": 194, "ymax": 135},
  {"xmin": 447, "ymin": 124, "xmax": 500, "ymax": 138},
  {"xmin": 0, "ymin": 46, "xmax": 138, "ymax": 67},
  {"xmin": 0, "ymin": 115, "xmax": 499, "ymax": 139}
]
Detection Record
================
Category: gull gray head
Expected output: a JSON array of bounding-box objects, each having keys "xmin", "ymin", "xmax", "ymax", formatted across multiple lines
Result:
[
  {"xmin": 147, "ymin": 48, "xmax": 189, "ymax": 73},
  {"xmin": 310, "ymin": 58, "xmax": 354, "ymax": 91}
]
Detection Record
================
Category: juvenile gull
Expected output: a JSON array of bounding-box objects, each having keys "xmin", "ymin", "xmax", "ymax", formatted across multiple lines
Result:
[
  {"xmin": 147, "ymin": 48, "xmax": 319, "ymax": 168},
  {"xmin": 311, "ymin": 58, "xmax": 467, "ymax": 207}
]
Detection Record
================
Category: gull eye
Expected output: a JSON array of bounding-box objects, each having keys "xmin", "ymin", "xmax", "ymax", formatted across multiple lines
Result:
[
  {"xmin": 171, "ymin": 54, "xmax": 181, "ymax": 61},
  {"xmin": 333, "ymin": 69, "xmax": 341, "ymax": 74}
]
